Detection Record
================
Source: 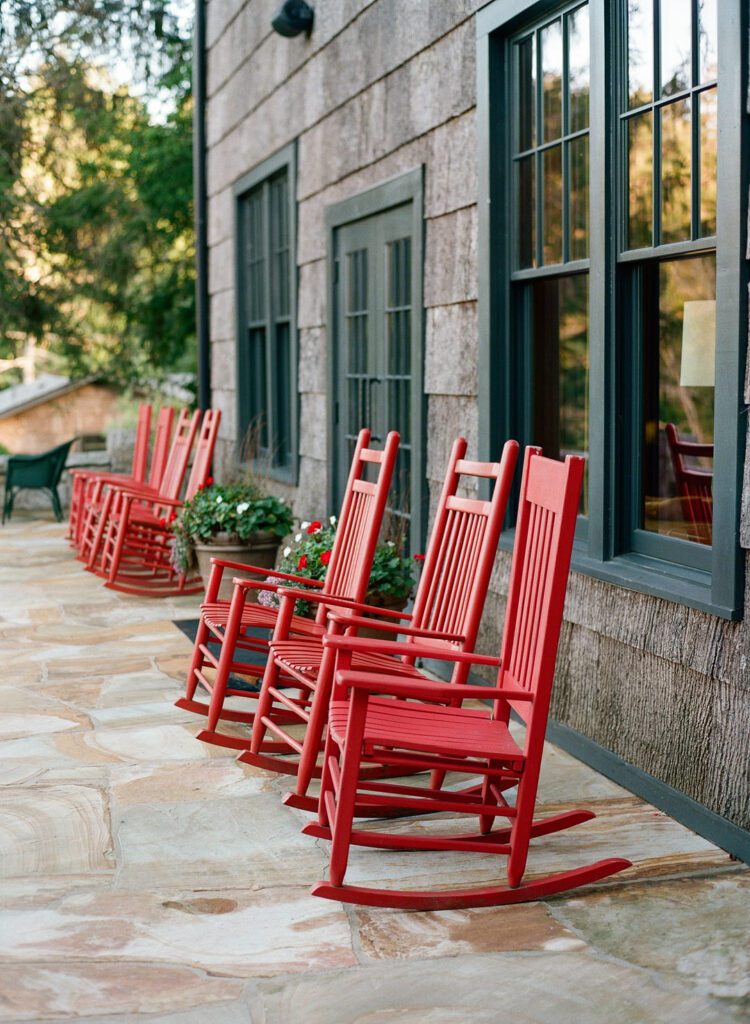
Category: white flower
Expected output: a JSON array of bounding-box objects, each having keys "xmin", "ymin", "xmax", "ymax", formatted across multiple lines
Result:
[
  {"xmin": 215, "ymin": 495, "xmax": 223, "ymax": 503},
  {"xmin": 386, "ymin": 540, "xmax": 395, "ymax": 548},
  {"xmin": 329, "ymin": 515, "xmax": 337, "ymax": 525},
  {"xmin": 236, "ymin": 502, "xmax": 250, "ymax": 515},
  {"xmin": 301, "ymin": 521, "xmax": 310, "ymax": 530},
  {"xmin": 295, "ymin": 532, "xmax": 302, "ymax": 542},
  {"xmin": 283, "ymin": 546, "xmax": 291, "ymax": 557}
]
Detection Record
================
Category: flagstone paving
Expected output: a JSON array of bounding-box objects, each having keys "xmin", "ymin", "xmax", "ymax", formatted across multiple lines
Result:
[{"xmin": 0, "ymin": 516, "xmax": 748, "ymax": 1023}]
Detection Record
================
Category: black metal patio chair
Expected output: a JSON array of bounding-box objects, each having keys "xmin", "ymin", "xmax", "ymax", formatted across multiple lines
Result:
[{"xmin": 2, "ymin": 439, "xmax": 75, "ymax": 523}]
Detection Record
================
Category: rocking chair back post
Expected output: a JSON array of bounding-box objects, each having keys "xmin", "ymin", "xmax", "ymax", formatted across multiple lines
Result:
[
  {"xmin": 157, "ymin": 409, "xmax": 202, "ymax": 501},
  {"xmin": 130, "ymin": 403, "xmax": 152, "ymax": 483},
  {"xmin": 146, "ymin": 406, "xmax": 175, "ymax": 489},
  {"xmin": 498, "ymin": 450, "xmax": 584, "ymax": 886},
  {"xmin": 182, "ymin": 408, "xmax": 222, "ymax": 501}
]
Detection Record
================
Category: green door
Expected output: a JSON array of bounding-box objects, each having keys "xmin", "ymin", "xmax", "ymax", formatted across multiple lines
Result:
[{"xmin": 332, "ymin": 202, "xmax": 421, "ymax": 550}]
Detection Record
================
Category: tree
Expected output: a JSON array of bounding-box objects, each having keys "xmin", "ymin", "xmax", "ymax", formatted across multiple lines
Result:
[{"xmin": 0, "ymin": 1, "xmax": 194, "ymax": 389}]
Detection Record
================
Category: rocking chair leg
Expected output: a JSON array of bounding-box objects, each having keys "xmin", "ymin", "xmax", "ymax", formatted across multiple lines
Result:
[
  {"xmin": 328, "ymin": 692, "xmax": 367, "ymax": 888},
  {"xmin": 294, "ymin": 644, "xmax": 338, "ymax": 797},
  {"xmin": 205, "ymin": 589, "xmax": 248, "ymax": 735},
  {"xmin": 185, "ymin": 618, "xmax": 211, "ymax": 703}
]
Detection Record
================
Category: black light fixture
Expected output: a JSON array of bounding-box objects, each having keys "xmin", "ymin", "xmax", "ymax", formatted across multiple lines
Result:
[{"xmin": 271, "ymin": 0, "xmax": 314, "ymax": 37}]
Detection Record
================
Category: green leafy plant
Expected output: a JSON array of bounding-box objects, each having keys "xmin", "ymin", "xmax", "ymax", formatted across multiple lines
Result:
[
  {"xmin": 170, "ymin": 483, "xmax": 293, "ymax": 573},
  {"xmin": 259, "ymin": 517, "xmax": 417, "ymax": 618}
]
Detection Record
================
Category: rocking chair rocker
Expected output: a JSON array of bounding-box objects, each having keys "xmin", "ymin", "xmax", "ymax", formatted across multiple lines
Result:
[
  {"xmin": 175, "ymin": 429, "xmax": 400, "ymax": 749},
  {"xmin": 305, "ymin": 448, "xmax": 631, "ymax": 910}
]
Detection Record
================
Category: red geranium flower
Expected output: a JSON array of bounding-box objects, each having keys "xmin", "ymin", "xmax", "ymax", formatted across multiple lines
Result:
[
  {"xmin": 206, "ymin": 476, "xmax": 214, "ymax": 486},
  {"xmin": 298, "ymin": 554, "xmax": 308, "ymax": 570},
  {"xmin": 307, "ymin": 520, "xmax": 322, "ymax": 534},
  {"xmin": 196, "ymin": 483, "xmax": 203, "ymax": 491},
  {"xmin": 159, "ymin": 517, "xmax": 167, "ymax": 528},
  {"xmin": 320, "ymin": 549, "xmax": 331, "ymax": 566},
  {"xmin": 413, "ymin": 553, "xmax": 425, "ymax": 562},
  {"xmin": 169, "ymin": 512, "xmax": 177, "ymax": 522}
]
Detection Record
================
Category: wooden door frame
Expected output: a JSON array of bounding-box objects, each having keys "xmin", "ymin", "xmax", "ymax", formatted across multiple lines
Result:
[{"xmin": 325, "ymin": 166, "xmax": 426, "ymax": 550}]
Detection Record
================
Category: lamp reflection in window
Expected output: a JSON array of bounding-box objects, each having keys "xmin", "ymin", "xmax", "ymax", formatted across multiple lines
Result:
[{"xmin": 642, "ymin": 257, "xmax": 715, "ymax": 545}]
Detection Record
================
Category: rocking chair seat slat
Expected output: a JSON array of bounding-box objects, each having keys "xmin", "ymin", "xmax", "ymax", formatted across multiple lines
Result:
[
  {"xmin": 328, "ymin": 699, "xmax": 525, "ymax": 763},
  {"xmin": 201, "ymin": 603, "xmax": 326, "ymax": 639},
  {"xmin": 268, "ymin": 638, "xmax": 424, "ymax": 680}
]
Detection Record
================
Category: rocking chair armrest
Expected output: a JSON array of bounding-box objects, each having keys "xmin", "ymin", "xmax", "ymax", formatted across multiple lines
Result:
[
  {"xmin": 276, "ymin": 588, "xmax": 412, "ymax": 620},
  {"xmin": 327, "ymin": 611, "xmax": 462, "ymax": 643},
  {"xmin": 336, "ymin": 671, "xmax": 531, "ymax": 705},
  {"xmin": 323, "ymin": 632, "xmax": 503, "ymax": 668},
  {"xmin": 220, "ymin": 564, "xmax": 325, "ymax": 585}
]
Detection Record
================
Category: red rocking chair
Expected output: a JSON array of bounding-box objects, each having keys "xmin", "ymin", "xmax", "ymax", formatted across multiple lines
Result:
[
  {"xmin": 92, "ymin": 408, "xmax": 221, "ymax": 595},
  {"xmin": 239, "ymin": 437, "xmax": 520, "ymax": 808},
  {"xmin": 665, "ymin": 422, "xmax": 713, "ymax": 544},
  {"xmin": 175, "ymin": 429, "xmax": 400, "ymax": 747},
  {"xmin": 305, "ymin": 448, "xmax": 631, "ymax": 910},
  {"xmin": 75, "ymin": 406, "xmax": 175, "ymax": 559},
  {"xmin": 79, "ymin": 407, "xmax": 198, "ymax": 569},
  {"xmin": 68, "ymin": 402, "xmax": 154, "ymax": 548}
]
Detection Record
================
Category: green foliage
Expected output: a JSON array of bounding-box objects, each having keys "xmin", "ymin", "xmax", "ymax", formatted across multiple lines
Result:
[
  {"xmin": 272, "ymin": 518, "xmax": 417, "ymax": 618},
  {"xmin": 171, "ymin": 484, "xmax": 294, "ymax": 574},
  {"xmin": 0, "ymin": 1, "xmax": 194, "ymax": 389}
]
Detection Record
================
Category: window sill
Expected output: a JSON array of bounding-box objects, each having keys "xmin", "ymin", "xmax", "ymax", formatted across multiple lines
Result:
[{"xmin": 499, "ymin": 530, "xmax": 741, "ymax": 620}]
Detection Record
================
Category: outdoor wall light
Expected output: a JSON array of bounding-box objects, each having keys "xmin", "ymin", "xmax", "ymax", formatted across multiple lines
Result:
[{"xmin": 271, "ymin": 0, "xmax": 314, "ymax": 37}]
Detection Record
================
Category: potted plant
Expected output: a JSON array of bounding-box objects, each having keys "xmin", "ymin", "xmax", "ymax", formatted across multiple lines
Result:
[
  {"xmin": 259, "ymin": 518, "xmax": 418, "ymax": 628},
  {"xmin": 171, "ymin": 482, "xmax": 293, "ymax": 600}
]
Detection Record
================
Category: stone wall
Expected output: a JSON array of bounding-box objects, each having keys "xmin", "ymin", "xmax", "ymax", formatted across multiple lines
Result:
[{"xmin": 204, "ymin": 0, "xmax": 750, "ymax": 833}]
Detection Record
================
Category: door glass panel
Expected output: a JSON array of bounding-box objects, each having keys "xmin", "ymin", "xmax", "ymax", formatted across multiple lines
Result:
[
  {"xmin": 541, "ymin": 18, "xmax": 563, "ymax": 141},
  {"xmin": 628, "ymin": 110, "xmax": 653, "ymax": 248},
  {"xmin": 569, "ymin": 134, "xmax": 589, "ymax": 259},
  {"xmin": 628, "ymin": 0, "xmax": 653, "ymax": 108},
  {"xmin": 531, "ymin": 273, "xmax": 590, "ymax": 515},
  {"xmin": 699, "ymin": 87, "xmax": 717, "ymax": 235},
  {"xmin": 345, "ymin": 248, "xmax": 369, "ymax": 454},
  {"xmin": 386, "ymin": 237, "xmax": 412, "ymax": 527},
  {"xmin": 661, "ymin": 98, "xmax": 692, "ymax": 243},
  {"xmin": 248, "ymin": 326, "xmax": 268, "ymax": 450},
  {"xmin": 660, "ymin": 0, "xmax": 692, "ymax": 96},
  {"xmin": 567, "ymin": 4, "xmax": 589, "ymax": 133},
  {"xmin": 641, "ymin": 253, "xmax": 715, "ymax": 545},
  {"xmin": 246, "ymin": 191, "xmax": 265, "ymax": 323},
  {"xmin": 542, "ymin": 144, "xmax": 563, "ymax": 265},
  {"xmin": 698, "ymin": 0, "xmax": 718, "ymax": 82}
]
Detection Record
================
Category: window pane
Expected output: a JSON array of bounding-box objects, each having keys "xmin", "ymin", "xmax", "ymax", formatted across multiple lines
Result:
[
  {"xmin": 386, "ymin": 238, "xmax": 411, "ymax": 377},
  {"xmin": 661, "ymin": 98, "xmax": 692, "ymax": 243},
  {"xmin": 346, "ymin": 249, "xmax": 368, "ymax": 374},
  {"xmin": 246, "ymin": 191, "xmax": 265, "ymax": 322},
  {"xmin": 628, "ymin": 0, "xmax": 653, "ymax": 108},
  {"xmin": 569, "ymin": 135, "xmax": 589, "ymax": 259},
  {"xmin": 641, "ymin": 254, "xmax": 715, "ymax": 545},
  {"xmin": 532, "ymin": 273, "xmax": 589, "ymax": 515},
  {"xmin": 543, "ymin": 144, "xmax": 563, "ymax": 265},
  {"xmin": 660, "ymin": 0, "xmax": 692, "ymax": 95},
  {"xmin": 248, "ymin": 326, "xmax": 268, "ymax": 450},
  {"xmin": 567, "ymin": 4, "xmax": 589, "ymax": 133},
  {"xmin": 699, "ymin": 87, "xmax": 717, "ymax": 236},
  {"xmin": 698, "ymin": 0, "xmax": 718, "ymax": 83},
  {"xmin": 628, "ymin": 111, "xmax": 653, "ymax": 248},
  {"xmin": 274, "ymin": 322, "xmax": 291, "ymax": 466},
  {"xmin": 541, "ymin": 19, "xmax": 563, "ymax": 141},
  {"xmin": 515, "ymin": 33, "xmax": 536, "ymax": 152},
  {"xmin": 516, "ymin": 155, "xmax": 536, "ymax": 268}
]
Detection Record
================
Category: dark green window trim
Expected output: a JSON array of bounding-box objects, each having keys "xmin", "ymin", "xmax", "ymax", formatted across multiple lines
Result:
[
  {"xmin": 477, "ymin": 0, "xmax": 748, "ymax": 620},
  {"xmin": 325, "ymin": 167, "xmax": 426, "ymax": 551},
  {"xmin": 233, "ymin": 141, "xmax": 299, "ymax": 484}
]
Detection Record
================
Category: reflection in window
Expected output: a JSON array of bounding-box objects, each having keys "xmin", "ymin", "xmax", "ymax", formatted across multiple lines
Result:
[
  {"xmin": 628, "ymin": 111, "xmax": 653, "ymax": 248},
  {"xmin": 628, "ymin": 0, "xmax": 653, "ymax": 108},
  {"xmin": 661, "ymin": 99, "xmax": 692, "ymax": 243},
  {"xmin": 641, "ymin": 254, "xmax": 715, "ymax": 544},
  {"xmin": 512, "ymin": 2, "xmax": 590, "ymax": 269},
  {"xmin": 532, "ymin": 274, "xmax": 590, "ymax": 515},
  {"xmin": 660, "ymin": 0, "xmax": 691, "ymax": 95}
]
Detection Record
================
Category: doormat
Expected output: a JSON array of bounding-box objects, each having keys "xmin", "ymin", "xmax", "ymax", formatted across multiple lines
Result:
[{"xmin": 172, "ymin": 618, "xmax": 266, "ymax": 693}]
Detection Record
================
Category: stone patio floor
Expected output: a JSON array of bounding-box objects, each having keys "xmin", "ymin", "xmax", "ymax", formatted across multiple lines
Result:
[{"xmin": 1, "ymin": 517, "xmax": 748, "ymax": 1023}]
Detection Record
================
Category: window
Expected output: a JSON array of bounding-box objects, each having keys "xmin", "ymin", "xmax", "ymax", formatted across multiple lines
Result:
[
  {"xmin": 234, "ymin": 143, "xmax": 298, "ymax": 479},
  {"xmin": 477, "ymin": 0, "xmax": 747, "ymax": 617}
]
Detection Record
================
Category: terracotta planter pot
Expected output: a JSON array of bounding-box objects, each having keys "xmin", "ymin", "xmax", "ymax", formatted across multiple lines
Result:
[{"xmin": 193, "ymin": 532, "xmax": 280, "ymax": 602}]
